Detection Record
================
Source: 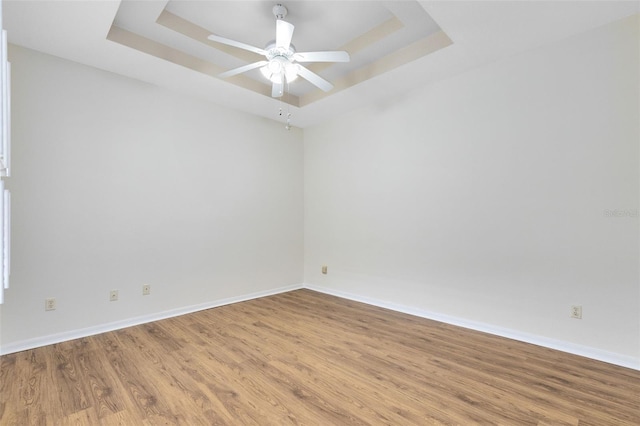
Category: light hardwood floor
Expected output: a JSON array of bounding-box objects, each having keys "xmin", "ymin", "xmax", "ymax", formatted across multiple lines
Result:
[{"xmin": 1, "ymin": 289, "xmax": 638, "ymax": 425}]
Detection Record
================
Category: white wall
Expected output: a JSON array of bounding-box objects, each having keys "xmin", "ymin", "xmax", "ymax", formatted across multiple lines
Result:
[
  {"xmin": 304, "ymin": 15, "xmax": 639, "ymax": 366},
  {"xmin": 2, "ymin": 14, "xmax": 638, "ymax": 369},
  {"xmin": 1, "ymin": 45, "xmax": 304, "ymax": 351}
]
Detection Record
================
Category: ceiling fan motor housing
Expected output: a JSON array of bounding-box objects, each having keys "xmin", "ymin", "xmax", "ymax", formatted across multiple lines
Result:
[{"xmin": 264, "ymin": 41, "xmax": 295, "ymax": 61}]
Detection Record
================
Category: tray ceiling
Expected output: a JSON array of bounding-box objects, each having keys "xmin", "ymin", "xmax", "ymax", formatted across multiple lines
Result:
[
  {"xmin": 3, "ymin": 1, "xmax": 639, "ymax": 128},
  {"xmin": 108, "ymin": 1, "xmax": 452, "ymax": 107}
]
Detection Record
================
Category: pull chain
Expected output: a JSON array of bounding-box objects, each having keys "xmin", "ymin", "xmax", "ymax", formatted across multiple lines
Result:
[
  {"xmin": 276, "ymin": 79, "xmax": 292, "ymax": 130},
  {"xmin": 285, "ymin": 79, "xmax": 292, "ymax": 130}
]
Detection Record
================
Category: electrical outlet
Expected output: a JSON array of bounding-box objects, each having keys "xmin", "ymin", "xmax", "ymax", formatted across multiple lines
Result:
[
  {"xmin": 142, "ymin": 284, "xmax": 151, "ymax": 296},
  {"xmin": 321, "ymin": 265, "xmax": 328, "ymax": 274},
  {"xmin": 109, "ymin": 290, "xmax": 118, "ymax": 302},
  {"xmin": 571, "ymin": 305, "xmax": 582, "ymax": 319},
  {"xmin": 45, "ymin": 298, "xmax": 56, "ymax": 311}
]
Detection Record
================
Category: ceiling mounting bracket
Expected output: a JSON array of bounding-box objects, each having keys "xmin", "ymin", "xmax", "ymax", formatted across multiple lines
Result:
[{"xmin": 272, "ymin": 4, "xmax": 288, "ymax": 20}]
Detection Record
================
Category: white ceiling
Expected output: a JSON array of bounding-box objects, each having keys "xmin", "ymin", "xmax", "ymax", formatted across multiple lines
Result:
[
  {"xmin": 107, "ymin": 0, "xmax": 448, "ymax": 103},
  {"xmin": 4, "ymin": 0, "xmax": 639, "ymax": 128}
]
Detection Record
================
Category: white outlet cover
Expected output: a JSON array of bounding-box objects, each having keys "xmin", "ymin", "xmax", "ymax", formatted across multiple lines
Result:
[
  {"xmin": 571, "ymin": 305, "xmax": 582, "ymax": 319},
  {"xmin": 45, "ymin": 298, "xmax": 56, "ymax": 311}
]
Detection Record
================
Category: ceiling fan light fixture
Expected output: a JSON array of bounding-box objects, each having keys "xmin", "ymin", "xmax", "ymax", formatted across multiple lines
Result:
[
  {"xmin": 284, "ymin": 63, "xmax": 298, "ymax": 82},
  {"xmin": 260, "ymin": 63, "xmax": 279, "ymax": 83},
  {"xmin": 268, "ymin": 59, "xmax": 282, "ymax": 73},
  {"xmin": 260, "ymin": 59, "xmax": 298, "ymax": 83}
]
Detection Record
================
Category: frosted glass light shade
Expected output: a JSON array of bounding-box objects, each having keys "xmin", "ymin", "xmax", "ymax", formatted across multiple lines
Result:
[{"xmin": 261, "ymin": 58, "xmax": 298, "ymax": 83}]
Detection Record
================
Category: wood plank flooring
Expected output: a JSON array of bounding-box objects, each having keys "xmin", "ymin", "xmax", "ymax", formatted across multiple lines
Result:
[{"xmin": 1, "ymin": 289, "xmax": 638, "ymax": 425}]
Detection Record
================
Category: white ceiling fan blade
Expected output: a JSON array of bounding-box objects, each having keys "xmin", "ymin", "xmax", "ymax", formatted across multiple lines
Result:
[
  {"xmin": 294, "ymin": 51, "xmax": 350, "ymax": 63},
  {"xmin": 276, "ymin": 19, "xmax": 294, "ymax": 50},
  {"xmin": 219, "ymin": 61, "xmax": 268, "ymax": 78},
  {"xmin": 208, "ymin": 34, "xmax": 267, "ymax": 56},
  {"xmin": 297, "ymin": 65, "xmax": 334, "ymax": 92},
  {"xmin": 272, "ymin": 78, "xmax": 284, "ymax": 98}
]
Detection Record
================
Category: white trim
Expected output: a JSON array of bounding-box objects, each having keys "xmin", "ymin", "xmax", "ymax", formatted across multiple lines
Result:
[
  {"xmin": 3, "ymin": 282, "xmax": 638, "ymax": 371},
  {"xmin": 0, "ymin": 283, "xmax": 304, "ymax": 355},
  {"xmin": 303, "ymin": 283, "xmax": 640, "ymax": 371},
  {"xmin": 3, "ymin": 188, "xmax": 9, "ymax": 289}
]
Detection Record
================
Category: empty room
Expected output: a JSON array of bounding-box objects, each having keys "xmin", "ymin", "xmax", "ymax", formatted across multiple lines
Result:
[{"xmin": 0, "ymin": 0, "xmax": 638, "ymax": 424}]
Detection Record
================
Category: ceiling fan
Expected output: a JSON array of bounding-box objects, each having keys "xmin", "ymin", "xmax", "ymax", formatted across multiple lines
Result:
[{"xmin": 208, "ymin": 4, "xmax": 350, "ymax": 98}]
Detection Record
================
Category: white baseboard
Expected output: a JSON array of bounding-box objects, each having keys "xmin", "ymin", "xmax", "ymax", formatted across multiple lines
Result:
[
  {"xmin": 0, "ymin": 283, "xmax": 304, "ymax": 356},
  {"xmin": 303, "ymin": 283, "xmax": 640, "ymax": 371},
  {"xmin": 3, "ymin": 282, "xmax": 638, "ymax": 371}
]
